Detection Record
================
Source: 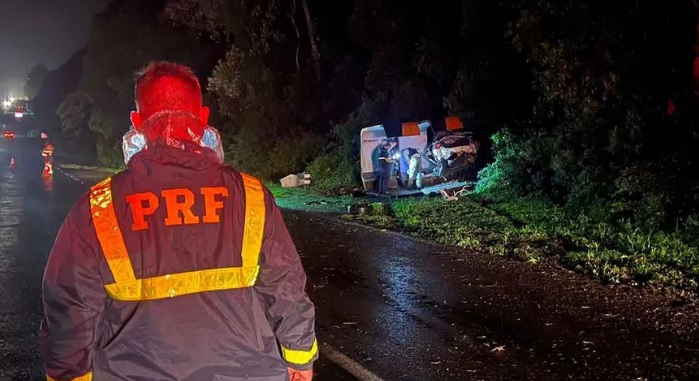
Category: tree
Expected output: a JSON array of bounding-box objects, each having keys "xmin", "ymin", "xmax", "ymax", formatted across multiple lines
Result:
[
  {"xmin": 32, "ymin": 50, "xmax": 86, "ymax": 150},
  {"xmin": 24, "ymin": 63, "xmax": 49, "ymax": 99},
  {"xmin": 58, "ymin": 91, "xmax": 93, "ymax": 141},
  {"xmin": 478, "ymin": 0, "xmax": 699, "ymax": 226},
  {"xmin": 74, "ymin": 0, "xmax": 220, "ymax": 165},
  {"xmin": 164, "ymin": 0, "xmax": 333, "ymax": 178}
]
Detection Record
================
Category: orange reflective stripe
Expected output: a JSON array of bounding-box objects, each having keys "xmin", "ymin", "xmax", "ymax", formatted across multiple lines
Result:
[
  {"xmin": 47, "ymin": 371, "xmax": 93, "ymax": 381},
  {"xmin": 241, "ymin": 173, "xmax": 265, "ymax": 268},
  {"xmin": 91, "ymin": 173, "xmax": 266, "ymax": 301},
  {"xmin": 90, "ymin": 177, "xmax": 136, "ymax": 283}
]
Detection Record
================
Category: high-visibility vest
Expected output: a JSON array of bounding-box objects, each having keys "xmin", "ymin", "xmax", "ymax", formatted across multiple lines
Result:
[
  {"xmin": 89, "ymin": 173, "xmax": 265, "ymax": 301},
  {"xmin": 43, "ymin": 145, "xmax": 54, "ymax": 156}
]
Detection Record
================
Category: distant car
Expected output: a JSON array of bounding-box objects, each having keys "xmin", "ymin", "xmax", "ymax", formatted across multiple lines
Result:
[{"xmin": 2, "ymin": 126, "xmax": 14, "ymax": 139}]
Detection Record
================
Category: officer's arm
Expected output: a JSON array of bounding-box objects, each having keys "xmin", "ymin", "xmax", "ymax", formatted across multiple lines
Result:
[
  {"xmin": 40, "ymin": 203, "xmax": 105, "ymax": 381},
  {"xmin": 255, "ymin": 189, "xmax": 318, "ymax": 370}
]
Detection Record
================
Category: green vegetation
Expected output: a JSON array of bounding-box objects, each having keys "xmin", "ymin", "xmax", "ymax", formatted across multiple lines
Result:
[
  {"xmin": 343, "ymin": 193, "xmax": 699, "ymax": 295},
  {"xmin": 58, "ymin": 163, "xmax": 123, "ymax": 172},
  {"xmin": 30, "ymin": 0, "xmax": 699, "ymax": 295},
  {"xmin": 268, "ymin": 184, "xmax": 352, "ymax": 214}
]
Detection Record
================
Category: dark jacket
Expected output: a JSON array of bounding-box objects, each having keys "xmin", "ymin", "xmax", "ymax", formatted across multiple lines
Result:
[{"xmin": 40, "ymin": 141, "xmax": 317, "ymax": 381}]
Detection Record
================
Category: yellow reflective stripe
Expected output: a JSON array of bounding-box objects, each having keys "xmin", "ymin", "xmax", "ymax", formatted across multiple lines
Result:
[
  {"xmin": 47, "ymin": 371, "xmax": 93, "ymax": 381},
  {"xmin": 90, "ymin": 177, "xmax": 136, "ymax": 283},
  {"xmin": 240, "ymin": 173, "xmax": 265, "ymax": 268},
  {"xmin": 104, "ymin": 265, "xmax": 260, "ymax": 301},
  {"xmin": 281, "ymin": 339, "xmax": 319, "ymax": 365}
]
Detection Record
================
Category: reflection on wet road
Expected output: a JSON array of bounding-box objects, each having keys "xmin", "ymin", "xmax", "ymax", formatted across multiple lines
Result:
[
  {"xmin": 286, "ymin": 211, "xmax": 699, "ymax": 380},
  {"xmin": 0, "ymin": 137, "xmax": 697, "ymax": 380},
  {"xmin": 0, "ymin": 140, "xmax": 83, "ymax": 380}
]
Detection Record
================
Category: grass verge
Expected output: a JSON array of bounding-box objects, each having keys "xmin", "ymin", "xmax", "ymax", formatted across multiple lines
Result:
[
  {"xmin": 58, "ymin": 163, "xmax": 124, "ymax": 172},
  {"xmin": 342, "ymin": 194, "xmax": 699, "ymax": 296},
  {"xmin": 267, "ymin": 184, "xmax": 353, "ymax": 214}
]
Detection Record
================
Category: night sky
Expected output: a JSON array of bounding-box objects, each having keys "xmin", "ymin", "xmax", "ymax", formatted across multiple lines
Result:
[{"xmin": 0, "ymin": 0, "xmax": 111, "ymax": 95}]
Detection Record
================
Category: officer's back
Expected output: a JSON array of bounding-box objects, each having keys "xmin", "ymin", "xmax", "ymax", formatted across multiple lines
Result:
[{"xmin": 40, "ymin": 62, "xmax": 317, "ymax": 381}]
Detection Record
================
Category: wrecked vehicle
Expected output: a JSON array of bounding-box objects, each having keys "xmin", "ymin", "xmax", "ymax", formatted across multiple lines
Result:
[{"xmin": 425, "ymin": 130, "xmax": 479, "ymax": 182}]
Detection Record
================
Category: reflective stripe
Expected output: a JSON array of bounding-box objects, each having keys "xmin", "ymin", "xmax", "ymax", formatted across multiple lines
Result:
[
  {"xmin": 90, "ymin": 173, "xmax": 266, "ymax": 301},
  {"xmin": 47, "ymin": 372, "xmax": 93, "ymax": 381},
  {"xmin": 241, "ymin": 173, "xmax": 265, "ymax": 268},
  {"xmin": 90, "ymin": 177, "xmax": 136, "ymax": 283},
  {"xmin": 281, "ymin": 339, "xmax": 319, "ymax": 366},
  {"xmin": 104, "ymin": 266, "xmax": 260, "ymax": 301}
]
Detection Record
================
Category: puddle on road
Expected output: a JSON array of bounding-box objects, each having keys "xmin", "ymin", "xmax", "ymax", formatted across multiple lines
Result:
[
  {"xmin": 0, "ymin": 171, "xmax": 23, "ymax": 318},
  {"xmin": 42, "ymin": 176, "xmax": 54, "ymax": 192},
  {"xmin": 0, "ymin": 165, "xmax": 52, "ymax": 378}
]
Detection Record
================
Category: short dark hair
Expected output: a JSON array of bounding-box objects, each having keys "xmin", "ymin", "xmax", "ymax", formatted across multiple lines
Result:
[{"xmin": 134, "ymin": 61, "xmax": 202, "ymax": 120}]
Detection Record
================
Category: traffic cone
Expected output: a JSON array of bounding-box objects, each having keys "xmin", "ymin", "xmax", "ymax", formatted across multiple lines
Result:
[
  {"xmin": 9, "ymin": 158, "xmax": 15, "ymax": 170},
  {"xmin": 42, "ymin": 164, "xmax": 51, "ymax": 178}
]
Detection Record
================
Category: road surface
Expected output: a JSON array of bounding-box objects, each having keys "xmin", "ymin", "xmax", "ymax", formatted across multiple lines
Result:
[{"xmin": 0, "ymin": 137, "xmax": 698, "ymax": 380}]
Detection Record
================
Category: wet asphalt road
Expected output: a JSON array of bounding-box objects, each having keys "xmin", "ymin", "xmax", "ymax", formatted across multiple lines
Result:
[
  {"xmin": 0, "ymin": 139, "xmax": 85, "ymax": 380},
  {"xmin": 289, "ymin": 212, "xmax": 699, "ymax": 380},
  {"xmin": 1, "ymin": 137, "xmax": 698, "ymax": 380},
  {"xmin": 0, "ymin": 139, "xmax": 354, "ymax": 380}
]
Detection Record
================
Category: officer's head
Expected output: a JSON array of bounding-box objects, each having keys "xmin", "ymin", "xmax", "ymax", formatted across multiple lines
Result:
[
  {"xmin": 382, "ymin": 138, "xmax": 397, "ymax": 148},
  {"xmin": 130, "ymin": 61, "xmax": 210, "ymax": 137}
]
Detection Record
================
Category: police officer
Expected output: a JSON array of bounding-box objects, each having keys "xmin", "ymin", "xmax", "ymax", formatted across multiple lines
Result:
[
  {"xmin": 40, "ymin": 62, "xmax": 318, "ymax": 381},
  {"xmin": 377, "ymin": 138, "xmax": 397, "ymax": 194}
]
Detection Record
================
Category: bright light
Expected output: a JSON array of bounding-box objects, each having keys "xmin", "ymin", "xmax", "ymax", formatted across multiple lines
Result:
[
  {"xmin": 14, "ymin": 112, "xmax": 23, "ymax": 119},
  {"xmin": 2, "ymin": 100, "xmax": 10, "ymax": 108}
]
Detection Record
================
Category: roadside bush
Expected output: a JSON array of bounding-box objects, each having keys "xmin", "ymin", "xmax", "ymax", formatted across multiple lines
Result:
[
  {"xmin": 271, "ymin": 132, "xmax": 326, "ymax": 178},
  {"xmin": 613, "ymin": 163, "xmax": 670, "ymax": 229},
  {"xmin": 307, "ymin": 151, "xmax": 356, "ymax": 191},
  {"xmin": 223, "ymin": 126, "xmax": 270, "ymax": 178},
  {"xmin": 475, "ymin": 128, "xmax": 548, "ymax": 198},
  {"xmin": 224, "ymin": 126, "xmax": 324, "ymax": 181},
  {"xmin": 307, "ymin": 94, "xmax": 388, "ymax": 190},
  {"xmin": 96, "ymin": 138, "xmax": 123, "ymax": 167}
]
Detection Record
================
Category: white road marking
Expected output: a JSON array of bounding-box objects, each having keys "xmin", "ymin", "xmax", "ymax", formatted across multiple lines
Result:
[
  {"xmin": 321, "ymin": 343, "xmax": 387, "ymax": 381},
  {"xmin": 55, "ymin": 166, "xmax": 84, "ymax": 184}
]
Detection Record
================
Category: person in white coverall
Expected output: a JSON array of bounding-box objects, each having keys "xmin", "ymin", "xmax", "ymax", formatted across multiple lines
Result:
[{"xmin": 402, "ymin": 148, "xmax": 423, "ymax": 189}]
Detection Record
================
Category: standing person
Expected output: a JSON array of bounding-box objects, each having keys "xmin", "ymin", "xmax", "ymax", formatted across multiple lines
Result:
[
  {"xmin": 40, "ymin": 61, "xmax": 318, "ymax": 381},
  {"xmin": 402, "ymin": 148, "xmax": 422, "ymax": 189},
  {"xmin": 41, "ymin": 137, "xmax": 55, "ymax": 177},
  {"xmin": 377, "ymin": 138, "xmax": 397, "ymax": 194}
]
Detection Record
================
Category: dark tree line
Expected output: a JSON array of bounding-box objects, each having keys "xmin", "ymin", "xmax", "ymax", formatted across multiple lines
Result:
[{"xmin": 29, "ymin": 0, "xmax": 699, "ymax": 229}]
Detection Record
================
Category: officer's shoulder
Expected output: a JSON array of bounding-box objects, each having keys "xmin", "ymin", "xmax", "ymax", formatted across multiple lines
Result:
[
  {"xmin": 219, "ymin": 165, "xmax": 263, "ymax": 185},
  {"xmin": 220, "ymin": 166, "xmax": 274, "ymax": 202}
]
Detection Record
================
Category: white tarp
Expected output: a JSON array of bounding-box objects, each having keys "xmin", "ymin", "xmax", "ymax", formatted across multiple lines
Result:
[
  {"xmin": 280, "ymin": 172, "xmax": 311, "ymax": 188},
  {"xmin": 280, "ymin": 174, "xmax": 302, "ymax": 188}
]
